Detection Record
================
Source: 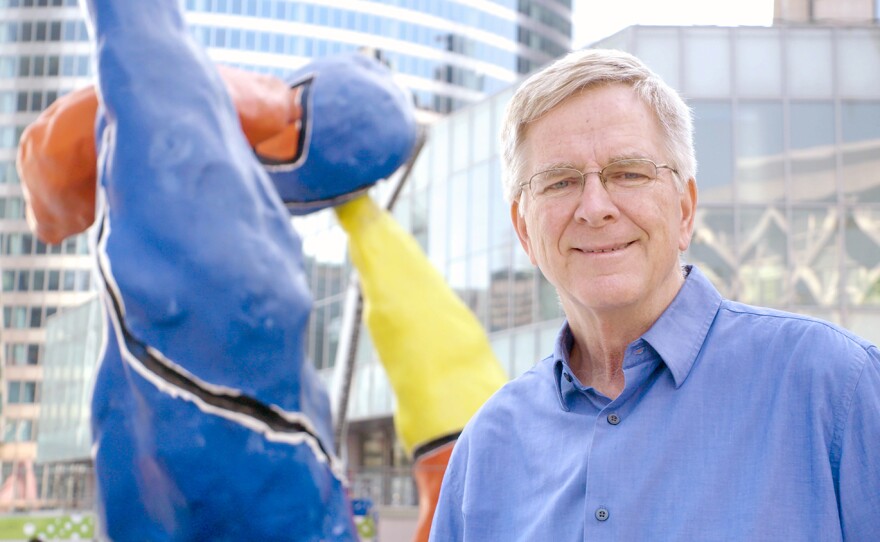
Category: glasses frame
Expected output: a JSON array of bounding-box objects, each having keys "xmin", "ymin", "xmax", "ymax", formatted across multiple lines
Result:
[{"xmin": 520, "ymin": 158, "xmax": 679, "ymax": 200}]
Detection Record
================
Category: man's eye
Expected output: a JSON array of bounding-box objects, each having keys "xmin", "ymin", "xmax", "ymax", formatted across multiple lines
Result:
[
  {"xmin": 548, "ymin": 178, "xmax": 576, "ymax": 190},
  {"xmin": 606, "ymin": 170, "xmax": 650, "ymax": 183},
  {"xmin": 538, "ymin": 177, "xmax": 579, "ymax": 194}
]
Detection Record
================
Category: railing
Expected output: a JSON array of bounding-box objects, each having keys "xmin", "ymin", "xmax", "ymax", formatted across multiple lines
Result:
[
  {"xmin": 6, "ymin": 462, "xmax": 433, "ymax": 511},
  {"xmin": 349, "ymin": 467, "xmax": 420, "ymax": 508}
]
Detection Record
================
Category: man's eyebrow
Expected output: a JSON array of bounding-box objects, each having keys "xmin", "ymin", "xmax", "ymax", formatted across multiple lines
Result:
[
  {"xmin": 531, "ymin": 153, "xmax": 652, "ymax": 175},
  {"xmin": 531, "ymin": 161, "xmax": 580, "ymax": 173},
  {"xmin": 606, "ymin": 152, "xmax": 651, "ymax": 163}
]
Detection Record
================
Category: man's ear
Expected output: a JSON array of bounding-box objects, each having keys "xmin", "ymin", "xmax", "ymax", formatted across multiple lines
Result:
[
  {"xmin": 511, "ymin": 199, "xmax": 537, "ymax": 266},
  {"xmin": 678, "ymin": 177, "xmax": 698, "ymax": 252}
]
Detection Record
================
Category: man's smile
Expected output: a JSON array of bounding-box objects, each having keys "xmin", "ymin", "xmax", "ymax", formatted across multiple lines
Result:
[{"xmin": 577, "ymin": 240, "xmax": 636, "ymax": 254}]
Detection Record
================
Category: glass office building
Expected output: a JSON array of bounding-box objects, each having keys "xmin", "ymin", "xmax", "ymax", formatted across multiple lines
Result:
[
  {"xmin": 183, "ymin": 0, "xmax": 572, "ymax": 113},
  {"xmin": 0, "ymin": 0, "xmax": 571, "ymax": 507},
  {"xmin": 299, "ymin": 23, "xmax": 880, "ymax": 507},
  {"xmin": 36, "ymin": 296, "xmax": 100, "ymax": 509}
]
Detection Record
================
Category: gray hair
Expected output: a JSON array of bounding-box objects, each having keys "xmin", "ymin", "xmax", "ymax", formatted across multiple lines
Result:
[{"xmin": 501, "ymin": 48, "xmax": 696, "ymax": 204}]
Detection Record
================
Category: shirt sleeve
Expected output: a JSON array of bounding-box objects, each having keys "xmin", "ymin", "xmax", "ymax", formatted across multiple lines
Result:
[
  {"xmin": 836, "ymin": 345, "xmax": 880, "ymax": 540},
  {"xmin": 429, "ymin": 434, "xmax": 468, "ymax": 541}
]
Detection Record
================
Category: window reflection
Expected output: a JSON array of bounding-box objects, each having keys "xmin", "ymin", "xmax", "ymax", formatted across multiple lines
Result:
[
  {"xmin": 841, "ymin": 101, "xmax": 880, "ymax": 202},
  {"xmin": 512, "ymin": 329, "xmax": 536, "ymax": 377},
  {"xmin": 469, "ymin": 252, "xmax": 489, "ymax": 324},
  {"xmin": 786, "ymin": 29, "xmax": 833, "ymax": 98},
  {"xmin": 683, "ymin": 28, "xmax": 731, "ymax": 97},
  {"xmin": 691, "ymin": 101, "xmax": 733, "ymax": 203},
  {"xmin": 844, "ymin": 208, "xmax": 880, "ymax": 305},
  {"xmin": 471, "ymin": 162, "xmax": 490, "ymax": 254},
  {"xmin": 489, "ymin": 245, "xmax": 512, "ymax": 332},
  {"xmin": 537, "ymin": 273, "xmax": 562, "ymax": 321},
  {"xmin": 738, "ymin": 206, "xmax": 788, "ymax": 306},
  {"xmin": 790, "ymin": 102, "xmax": 836, "ymax": 203},
  {"xmin": 791, "ymin": 208, "xmax": 839, "ymax": 306},
  {"xmin": 837, "ymin": 30, "xmax": 880, "ymax": 97},
  {"xmin": 688, "ymin": 207, "xmax": 735, "ymax": 298},
  {"xmin": 489, "ymin": 162, "xmax": 513, "ymax": 248},
  {"xmin": 736, "ymin": 101, "xmax": 784, "ymax": 203},
  {"xmin": 427, "ymin": 169, "xmax": 449, "ymax": 270},
  {"xmin": 634, "ymin": 28, "xmax": 681, "ymax": 91},
  {"xmin": 450, "ymin": 112, "xmax": 470, "ymax": 173},
  {"xmin": 735, "ymin": 29, "xmax": 782, "ymax": 96},
  {"xmin": 448, "ymin": 171, "xmax": 469, "ymax": 260}
]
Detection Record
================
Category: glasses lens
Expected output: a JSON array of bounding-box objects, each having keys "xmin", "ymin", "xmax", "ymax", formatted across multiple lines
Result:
[
  {"xmin": 602, "ymin": 160, "xmax": 657, "ymax": 189},
  {"xmin": 530, "ymin": 168, "xmax": 583, "ymax": 198}
]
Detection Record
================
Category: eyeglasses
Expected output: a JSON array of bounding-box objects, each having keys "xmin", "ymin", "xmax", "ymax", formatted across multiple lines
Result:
[{"xmin": 521, "ymin": 159, "xmax": 677, "ymax": 202}]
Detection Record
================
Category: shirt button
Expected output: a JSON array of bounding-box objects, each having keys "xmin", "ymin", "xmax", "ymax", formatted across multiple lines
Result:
[
  {"xmin": 595, "ymin": 507, "xmax": 609, "ymax": 521},
  {"xmin": 607, "ymin": 413, "xmax": 621, "ymax": 425},
  {"xmin": 563, "ymin": 372, "xmax": 572, "ymax": 382}
]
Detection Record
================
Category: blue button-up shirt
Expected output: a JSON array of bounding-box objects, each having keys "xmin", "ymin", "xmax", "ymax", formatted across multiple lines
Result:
[{"xmin": 430, "ymin": 266, "xmax": 880, "ymax": 541}]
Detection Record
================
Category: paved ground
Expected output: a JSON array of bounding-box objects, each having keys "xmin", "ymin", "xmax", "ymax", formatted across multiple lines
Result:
[{"xmin": 377, "ymin": 506, "xmax": 418, "ymax": 541}]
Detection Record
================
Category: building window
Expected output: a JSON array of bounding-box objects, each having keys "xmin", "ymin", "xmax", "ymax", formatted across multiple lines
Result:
[
  {"xmin": 16, "ymin": 269, "xmax": 29, "ymax": 291},
  {"xmin": 2, "ymin": 270, "xmax": 13, "ymax": 291},
  {"xmin": 7, "ymin": 381, "xmax": 38, "ymax": 404},
  {"xmin": 0, "ymin": 161, "xmax": 17, "ymax": 183},
  {"xmin": 5, "ymin": 344, "xmax": 26, "ymax": 365},
  {"xmin": 17, "ymin": 420, "xmax": 33, "ymax": 442},
  {"xmin": 47, "ymin": 270, "xmax": 60, "ymax": 290},
  {"xmin": 4, "ymin": 233, "xmax": 34, "ymax": 255},
  {"xmin": 2, "ymin": 419, "xmax": 35, "ymax": 442},
  {"xmin": 76, "ymin": 269, "xmax": 91, "ymax": 291},
  {"xmin": 3, "ymin": 423, "xmax": 15, "ymax": 443},
  {"xmin": 32, "ymin": 269, "xmax": 44, "ymax": 291},
  {"xmin": 62, "ymin": 269, "xmax": 76, "ymax": 291},
  {"xmin": 28, "ymin": 306, "xmax": 42, "ymax": 328},
  {"xmin": 3, "ymin": 306, "xmax": 28, "ymax": 329},
  {"xmin": 27, "ymin": 344, "xmax": 39, "ymax": 365}
]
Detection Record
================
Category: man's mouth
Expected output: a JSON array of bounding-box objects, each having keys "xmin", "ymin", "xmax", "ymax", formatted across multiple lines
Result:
[{"xmin": 582, "ymin": 241, "xmax": 634, "ymax": 254}]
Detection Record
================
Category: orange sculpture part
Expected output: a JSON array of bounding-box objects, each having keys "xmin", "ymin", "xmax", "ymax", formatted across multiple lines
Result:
[{"xmin": 16, "ymin": 65, "xmax": 301, "ymax": 244}]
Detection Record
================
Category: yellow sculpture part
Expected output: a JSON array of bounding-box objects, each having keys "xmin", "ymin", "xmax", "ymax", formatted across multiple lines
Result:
[{"xmin": 335, "ymin": 195, "xmax": 508, "ymax": 454}]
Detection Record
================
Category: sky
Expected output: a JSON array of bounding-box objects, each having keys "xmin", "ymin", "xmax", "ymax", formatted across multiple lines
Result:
[{"xmin": 572, "ymin": 0, "xmax": 776, "ymax": 48}]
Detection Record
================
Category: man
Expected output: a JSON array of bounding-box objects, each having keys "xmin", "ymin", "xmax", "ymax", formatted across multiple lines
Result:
[{"xmin": 430, "ymin": 48, "xmax": 879, "ymax": 540}]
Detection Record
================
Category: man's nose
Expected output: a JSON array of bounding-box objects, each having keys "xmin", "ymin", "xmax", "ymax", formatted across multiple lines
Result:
[{"xmin": 573, "ymin": 171, "xmax": 619, "ymax": 225}]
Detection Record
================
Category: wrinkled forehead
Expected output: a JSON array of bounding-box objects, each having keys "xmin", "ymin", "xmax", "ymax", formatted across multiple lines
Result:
[{"xmin": 519, "ymin": 84, "xmax": 663, "ymax": 174}]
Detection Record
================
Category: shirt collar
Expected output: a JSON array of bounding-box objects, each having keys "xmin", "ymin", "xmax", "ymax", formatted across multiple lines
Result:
[
  {"xmin": 551, "ymin": 265, "xmax": 723, "ymax": 410},
  {"xmin": 642, "ymin": 265, "xmax": 722, "ymax": 388}
]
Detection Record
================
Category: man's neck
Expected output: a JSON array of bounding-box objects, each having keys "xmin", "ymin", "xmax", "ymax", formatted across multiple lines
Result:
[{"xmin": 563, "ymin": 267, "xmax": 688, "ymax": 399}]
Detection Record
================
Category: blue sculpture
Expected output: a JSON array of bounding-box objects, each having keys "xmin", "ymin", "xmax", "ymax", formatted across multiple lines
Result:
[{"xmin": 76, "ymin": 0, "xmax": 415, "ymax": 538}]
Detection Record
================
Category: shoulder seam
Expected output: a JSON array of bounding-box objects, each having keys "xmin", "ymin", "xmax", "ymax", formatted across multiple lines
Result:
[{"xmin": 718, "ymin": 303, "xmax": 874, "ymax": 354}]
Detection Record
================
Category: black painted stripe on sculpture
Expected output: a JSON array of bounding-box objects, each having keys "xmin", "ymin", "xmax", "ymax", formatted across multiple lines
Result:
[{"xmin": 94, "ymin": 212, "xmax": 333, "ymax": 464}]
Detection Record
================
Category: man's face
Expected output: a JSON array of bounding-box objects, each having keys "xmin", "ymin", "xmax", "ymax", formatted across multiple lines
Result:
[{"xmin": 511, "ymin": 83, "xmax": 697, "ymax": 319}]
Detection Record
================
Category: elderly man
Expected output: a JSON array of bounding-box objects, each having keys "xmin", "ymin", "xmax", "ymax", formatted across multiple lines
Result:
[{"xmin": 430, "ymin": 49, "xmax": 879, "ymax": 540}]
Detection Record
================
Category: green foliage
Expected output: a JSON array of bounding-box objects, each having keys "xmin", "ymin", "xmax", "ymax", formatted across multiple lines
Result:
[{"xmin": 0, "ymin": 512, "xmax": 95, "ymax": 540}]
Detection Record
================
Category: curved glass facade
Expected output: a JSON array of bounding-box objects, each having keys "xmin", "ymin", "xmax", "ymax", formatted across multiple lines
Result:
[{"xmin": 183, "ymin": 0, "xmax": 572, "ymax": 112}]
